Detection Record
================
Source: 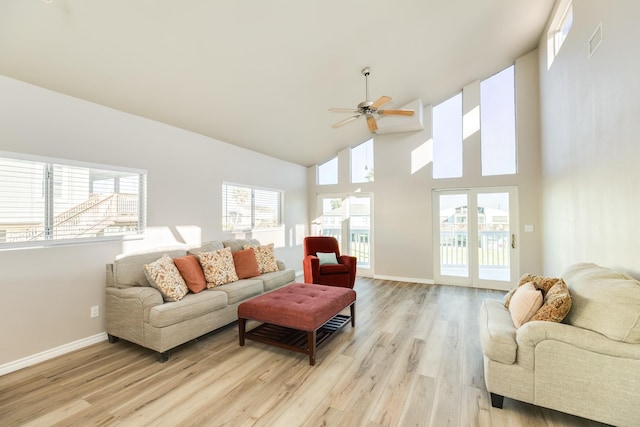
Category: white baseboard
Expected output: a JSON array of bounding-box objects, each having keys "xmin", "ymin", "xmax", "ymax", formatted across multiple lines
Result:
[
  {"xmin": 0, "ymin": 332, "xmax": 108, "ymax": 376},
  {"xmin": 373, "ymin": 274, "xmax": 435, "ymax": 285}
]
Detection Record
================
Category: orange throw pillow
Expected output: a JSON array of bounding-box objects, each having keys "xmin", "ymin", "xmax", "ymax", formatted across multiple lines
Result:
[
  {"xmin": 173, "ymin": 255, "xmax": 207, "ymax": 293},
  {"xmin": 233, "ymin": 248, "xmax": 261, "ymax": 279}
]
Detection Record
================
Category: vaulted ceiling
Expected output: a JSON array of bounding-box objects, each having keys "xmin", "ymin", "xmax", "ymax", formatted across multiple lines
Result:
[{"xmin": 0, "ymin": 0, "xmax": 555, "ymax": 167}]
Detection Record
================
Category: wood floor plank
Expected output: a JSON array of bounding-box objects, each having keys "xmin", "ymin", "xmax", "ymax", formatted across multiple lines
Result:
[{"xmin": 0, "ymin": 278, "xmax": 612, "ymax": 427}]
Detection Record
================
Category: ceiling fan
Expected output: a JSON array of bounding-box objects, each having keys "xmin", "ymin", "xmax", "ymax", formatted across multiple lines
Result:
[{"xmin": 330, "ymin": 67, "xmax": 415, "ymax": 133}]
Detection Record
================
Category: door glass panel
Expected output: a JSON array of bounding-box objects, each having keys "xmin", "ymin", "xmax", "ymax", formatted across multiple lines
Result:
[
  {"xmin": 318, "ymin": 195, "xmax": 372, "ymax": 270},
  {"xmin": 320, "ymin": 197, "xmax": 343, "ymax": 247},
  {"xmin": 477, "ymin": 192, "xmax": 510, "ymax": 282},
  {"xmin": 439, "ymin": 193, "xmax": 468, "ymax": 278},
  {"xmin": 348, "ymin": 196, "xmax": 370, "ymax": 268}
]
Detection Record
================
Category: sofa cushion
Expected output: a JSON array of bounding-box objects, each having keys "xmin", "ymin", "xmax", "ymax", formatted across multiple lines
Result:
[
  {"xmin": 232, "ymin": 248, "xmax": 260, "ymax": 279},
  {"xmin": 173, "ymin": 255, "xmax": 207, "ymax": 294},
  {"xmin": 260, "ymin": 269, "xmax": 296, "ymax": 292},
  {"xmin": 530, "ymin": 279, "xmax": 572, "ymax": 323},
  {"xmin": 215, "ymin": 278, "xmax": 264, "ymax": 305},
  {"xmin": 508, "ymin": 282, "xmax": 543, "ymax": 328},
  {"xmin": 223, "ymin": 238, "xmax": 260, "ymax": 253},
  {"xmin": 198, "ymin": 248, "xmax": 239, "ymax": 288},
  {"xmin": 480, "ymin": 299, "xmax": 518, "ymax": 364},
  {"xmin": 244, "ymin": 243, "xmax": 278, "ymax": 274},
  {"xmin": 563, "ymin": 263, "xmax": 640, "ymax": 344},
  {"xmin": 148, "ymin": 289, "xmax": 228, "ymax": 328},
  {"xmin": 143, "ymin": 254, "xmax": 189, "ymax": 302},
  {"xmin": 187, "ymin": 240, "xmax": 224, "ymax": 256},
  {"xmin": 113, "ymin": 248, "xmax": 187, "ymax": 288}
]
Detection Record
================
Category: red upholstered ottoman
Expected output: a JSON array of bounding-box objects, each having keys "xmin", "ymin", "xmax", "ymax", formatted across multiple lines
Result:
[{"xmin": 238, "ymin": 283, "xmax": 356, "ymax": 365}]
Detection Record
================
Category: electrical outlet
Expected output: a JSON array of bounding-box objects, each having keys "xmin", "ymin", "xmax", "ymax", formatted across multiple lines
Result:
[{"xmin": 90, "ymin": 305, "xmax": 99, "ymax": 318}]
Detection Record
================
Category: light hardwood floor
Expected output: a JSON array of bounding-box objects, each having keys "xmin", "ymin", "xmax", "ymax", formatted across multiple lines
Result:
[{"xmin": 0, "ymin": 278, "xmax": 610, "ymax": 426}]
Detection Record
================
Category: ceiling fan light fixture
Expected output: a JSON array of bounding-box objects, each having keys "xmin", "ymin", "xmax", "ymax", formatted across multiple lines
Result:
[{"xmin": 330, "ymin": 66, "xmax": 415, "ymax": 133}]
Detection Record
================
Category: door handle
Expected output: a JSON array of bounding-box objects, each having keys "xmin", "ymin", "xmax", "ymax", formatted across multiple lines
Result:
[{"xmin": 511, "ymin": 233, "xmax": 515, "ymax": 249}]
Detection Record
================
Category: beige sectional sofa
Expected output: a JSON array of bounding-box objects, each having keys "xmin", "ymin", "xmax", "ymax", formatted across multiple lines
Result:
[
  {"xmin": 105, "ymin": 239, "xmax": 295, "ymax": 361},
  {"xmin": 480, "ymin": 262, "xmax": 640, "ymax": 426}
]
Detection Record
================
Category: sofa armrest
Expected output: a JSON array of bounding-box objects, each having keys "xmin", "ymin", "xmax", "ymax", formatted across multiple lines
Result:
[
  {"xmin": 479, "ymin": 299, "xmax": 517, "ymax": 364},
  {"xmin": 106, "ymin": 286, "xmax": 163, "ymax": 344},
  {"xmin": 517, "ymin": 320, "xmax": 640, "ymax": 360}
]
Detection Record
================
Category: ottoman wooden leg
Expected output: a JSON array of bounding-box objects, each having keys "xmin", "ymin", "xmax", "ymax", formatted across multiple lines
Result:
[
  {"xmin": 350, "ymin": 303, "xmax": 356, "ymax": 327},
  {"xmin": 239, "ymin": 318, "xmax": 246, "ymax": 346},
  {"xmin": 307, "ymin": 330, "xmax": 316, "ymax": 366}
]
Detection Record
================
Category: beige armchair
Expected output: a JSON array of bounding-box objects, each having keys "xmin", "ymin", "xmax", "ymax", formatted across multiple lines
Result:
[{"xmin": 479, "ymin": 263, "xmax": 640, "ymax": 426}]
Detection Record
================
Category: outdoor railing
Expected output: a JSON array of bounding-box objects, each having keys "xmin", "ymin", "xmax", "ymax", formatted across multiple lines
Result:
[{"xmin": 440, "ymin": 230, "xmax": 510, "ymax": 267}]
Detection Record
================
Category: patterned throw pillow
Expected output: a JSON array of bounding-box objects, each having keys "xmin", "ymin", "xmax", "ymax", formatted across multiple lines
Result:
[
  {"xmin": 143, "ymin": 254, "xmax": 188, "ymax": 302},
  {"xmin": 530, "ymin": 279, "xmax": 572, "ymax": 322},
  {"xmin": 198, "ymin": 248, "xmax": 239, "ymax": 288},
  {"xmin": 504, "ymin": 273, "xmax": 561, "ymax": 308},
  {"xmin": 243, "ymin": 243, "xmax": 278, "ymax": 274}
]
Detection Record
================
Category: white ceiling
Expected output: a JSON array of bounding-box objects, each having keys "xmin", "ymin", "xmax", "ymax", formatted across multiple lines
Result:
[{"xmin": 0, "ymin": 0, "xmax": 555, "ymax": 167}]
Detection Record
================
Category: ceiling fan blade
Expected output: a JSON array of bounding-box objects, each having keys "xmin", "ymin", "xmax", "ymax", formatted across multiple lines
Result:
[
  {"xmin": 332, "ymin": 115, "xmax": 362, "ymax": 128},
  {"xmin": 329, "ymin": 107, "xmax": 359, "ymax": 113},
  {"xmin": 366, "ymin": 116, "xmax": 378, "ymax": 132},
  {"xmin": 370, "ymin": 95, "xmax": 392, "ymax": 109},
  {"xmin": 377, "ymin": 109, "xmax": 415, "ymax": 116}
]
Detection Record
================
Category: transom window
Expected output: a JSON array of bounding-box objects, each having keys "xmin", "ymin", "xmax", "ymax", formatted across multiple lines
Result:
[
  {"xmin": 222, "ymin": 183, "xmax": 282, "ymax": 231},
  {"xmin": 318, "ymin": 157, "xmax": 338, "ymax": 185},
  {"xmin": 432, "ymin": 92, "xmax": 463, "ymax": 179},
  {"xmin": 0, "ymin": 152, "xmax": 146, "ymax": 248},
  {"xmin": 351, "ymin": 139, "xmax": 374, "ymax": 183},
  {"xmin": 547, "ymin": 0, "xmax": 573, "ymax": 68}
]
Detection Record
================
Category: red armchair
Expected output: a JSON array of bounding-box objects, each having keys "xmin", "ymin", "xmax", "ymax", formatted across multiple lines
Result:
[{"xmin": 303, "ymin": 236, "xmax": 357, "ymax": 288}]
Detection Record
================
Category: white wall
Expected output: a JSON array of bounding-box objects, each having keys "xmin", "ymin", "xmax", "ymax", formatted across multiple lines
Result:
[
  {"xmin": 538, "ymin": 1, "xmax": 640, "ymax": 277},
  {"xmin": 0, "ymin": 75, "xmax": 308, "ymax": 367},
  {"xmin": 307, "ymin": 50, "xmax": 543, "ymax": 284}
]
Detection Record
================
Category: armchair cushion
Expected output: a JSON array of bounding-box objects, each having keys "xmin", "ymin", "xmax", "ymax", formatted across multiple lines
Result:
[{"xmin": 317, "ymin": 252, "xmax": 339, "ymax": 265}]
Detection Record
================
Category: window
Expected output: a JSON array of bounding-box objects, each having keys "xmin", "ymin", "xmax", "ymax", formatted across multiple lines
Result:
[
  {"xmin": 318, "ymin": 157, "xmax": 338, "ymax": 185},
  {"xmin": 432, "ymin": 92, "xmax": 463, "ymax": 179},
  {"xmin": 480, "ymin": 65, "xmax": 516, "ymax": 176},
  {"xmin": 222, "ymin": 183, "xmax": 282, "ymax": 231},
  {"xmin": 351, "ymin": 139, "xmax": 374, "ymax": 183},
  {"xmin": 547, "ymin": 0, "xmax": 573, "ymax": 68},
  {"xmin": 0, "ymin": 152, "xmax": 146, "ymax": 248}
]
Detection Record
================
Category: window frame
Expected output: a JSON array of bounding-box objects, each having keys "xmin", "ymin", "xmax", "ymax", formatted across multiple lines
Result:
[
  {"xmin": 0, "ymin": 151, "xmax": 147, "ymax": 250},
  {"xmin": 547, "ymin": 0, "xmax": 573, "ymax": 68},
  {"xmin": 222, "ymin": 182, "xmax": 283, "ymax": 232},
  {"xmin": 317, "ymin": 156, "xmax": 338, "ymax": 185}
]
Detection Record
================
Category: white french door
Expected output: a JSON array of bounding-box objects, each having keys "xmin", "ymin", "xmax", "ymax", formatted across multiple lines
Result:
[
  {"xmin": 314, "ymin": 193, "xmax": 372, "ymax": 276},
  {"xmin": 433, "ymin": 187, "xmax": 518, "ymax": 290}
]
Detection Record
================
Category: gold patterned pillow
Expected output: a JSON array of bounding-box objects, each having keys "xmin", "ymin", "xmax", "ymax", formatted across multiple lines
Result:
[
  {"xmin": 243, "ymin": 243, "xmax": 278, "ymax": 274},
  {"xmin": 143, "ymin": 254, "xmax": 188, "ymax": 302},
  {"xmin": 504, "ymin": 273, "xmax": 561, "ymax": 308},
  {"xmin": 530, "ymin": 279, "xmax": 572, "ymax": 322},
  {"xmin": 198, "ymin": 248, "xmax": 239, "ymax": 287}
]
